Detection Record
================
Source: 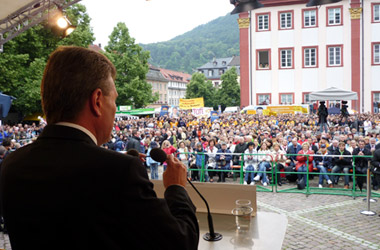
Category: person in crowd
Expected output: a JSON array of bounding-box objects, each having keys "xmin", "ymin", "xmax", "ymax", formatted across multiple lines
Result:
[
  {"xmin": 215, "ymin": 142, "xmax": 232, "ymax": 182},
  {"xmin": 272, "ymin": 142, "xmax": 287, "ymax": 186},
  {"xmin": 328, "ymin": 140, "xmax": 339, "ymax": 154},
  {"xmin": 146, "ymin": 141, "xmax": 159, "ymax": 180},
  {"xmin": 352, "ymin": 140, "xmax": 372, "ymax": 191},
  {"xmin": 244, "ymin": 142, "xmax": 258, "ymax": 185},
  {"xmin": 161, "ymin": 140, "xmax": 177, "ymax": 171},
  {"xmin": 193, "ymin": 142, "xmax": 206, "ymax": 181},
  {"xmin": 365, "ymin": 137, "xmax": 378, "ymax": 154},
  {"xmin": 331, "ymin": 141, "xmax": 353, "ymax": 189},
  {"xmin": 318, "ymin": 101, "xmax": 329, "ymax": 133},
  {"xmin": 233, "ymin": 136, "xmax": 247, "ymax": 166},
  {"xmin": 127, "ymin": 129, "xmax": 143, "ymax": 153},
  {"xmin": 0, "ymin": 46, "xmax": 199, "ymax": 249},
  {"xmin": 287, "ymin": 138, "xmax": 302, "ymax": 169},
  {"xmin": 206, "ymin": 139, "xmax": 218, "ymax": 183},
  {"xmin": 314, "ymin": 144, "xmax": 333, "ymax": 188},
  {"xmin": 296, "ymin": 142, "xmax": 314, "ymax": 187},
  {"xmin": 177, "ymin": 141, "xmax": 189, "ymax": 170},
  {"xmin": 255, "ymin": 142, "xmax": 271, "ymax": 186},
  {"xmin": 371, "ymin": 148, "xmax": 380, "ymax": 193}
]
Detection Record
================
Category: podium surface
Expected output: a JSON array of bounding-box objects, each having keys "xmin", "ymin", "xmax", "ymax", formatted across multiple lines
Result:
[{"xmin": 197, "ymin": 211, "xmax": 287, "ymax": 250}]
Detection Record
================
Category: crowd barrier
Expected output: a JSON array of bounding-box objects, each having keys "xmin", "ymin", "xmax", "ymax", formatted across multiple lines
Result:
[{"xmin": 175, "ymin": 152, "xmax": 380, "ymax": 198}]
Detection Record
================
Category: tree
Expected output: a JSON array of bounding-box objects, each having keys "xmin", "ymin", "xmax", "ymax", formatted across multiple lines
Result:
[
  {"xmin": 0, "ymin": 3, "xmax": 95, "ymax": 117},
  {"xmin": 104, "ymin": 22, "xmax": 157, "ymax": 108},
  {"xmin": 185, "ymin": 73, "xmax": 215, "ymax": 107},
  {"xmin": 215, "ymin": 67, "xmax": 240, "ymax": 110}
]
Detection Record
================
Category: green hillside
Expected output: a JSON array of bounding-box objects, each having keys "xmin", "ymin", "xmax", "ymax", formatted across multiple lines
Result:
[{"xmin": 141, "ymin": 13, "xmax": 240, "ymax": 73}]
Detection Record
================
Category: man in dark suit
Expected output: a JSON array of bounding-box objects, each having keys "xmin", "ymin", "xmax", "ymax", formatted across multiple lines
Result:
[
  {"xmin": 0, "ymin": 46, "xmax": 199, "ymax": 250},
  {"xmin": 352, "ymin": 140, "xmax": 372, "ymax": 191}
]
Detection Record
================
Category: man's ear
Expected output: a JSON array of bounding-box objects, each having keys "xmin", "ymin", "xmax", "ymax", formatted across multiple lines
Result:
[{"xmin": 90, "ymin": 88, "xmax": 103, "ymax": 117}]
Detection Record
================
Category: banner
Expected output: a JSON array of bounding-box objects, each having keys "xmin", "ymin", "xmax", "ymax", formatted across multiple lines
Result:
[
  {"xmin": 179, "ymin": 97, "xmax": 204, "ymax": 110},
  {"xmin": 210, "ymin": 111, "xmax": 219, "ymax": 122},
  {"xmin": 192, "ymin": 107, "xmax": 213, "ymax": 117},
  {"xmin": 160, "ymin": 106, "xmax": 169, "ymax": 116},
  {"xmin": 118, "ymin": 105, "xmax": 132, "ymax": 111}
]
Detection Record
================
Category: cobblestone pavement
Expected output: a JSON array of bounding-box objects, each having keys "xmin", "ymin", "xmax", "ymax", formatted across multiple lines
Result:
[{"xmin": 257, "ymin": 192, "xmax": 380, "ymax": 250}]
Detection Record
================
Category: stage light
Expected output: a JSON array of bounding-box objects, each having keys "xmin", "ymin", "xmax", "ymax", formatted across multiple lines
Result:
[
  {"xmin": 230, "ymin": 0, "xmax": 264, "ymax": 15},
  {"xmin": 306, "ymin": 0, "xmax": 342, "ymax": 7},
  {"xmin": 64, "ymin": 26, "xmax": 76, "ymax": 37},
  {"xmin": 57, "ymin": 16, "xmax": 69, "ymax": 29}
]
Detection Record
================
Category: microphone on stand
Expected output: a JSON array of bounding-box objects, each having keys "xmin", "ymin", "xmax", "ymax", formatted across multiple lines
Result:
[{"xmin": 149, "ymin": 148, "xmax": 223, "ymax": 241}]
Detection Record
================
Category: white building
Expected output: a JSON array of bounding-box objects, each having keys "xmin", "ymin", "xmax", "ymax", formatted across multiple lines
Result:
[
  {"xmin": 237, "ymin": 0, "xmax": 380, "ymax": 113},
  {"xmin": 160, "ymin": 68, "xmax": 191, "ymax": 106}
]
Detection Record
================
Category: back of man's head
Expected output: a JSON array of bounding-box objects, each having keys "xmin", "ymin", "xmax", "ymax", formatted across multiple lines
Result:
[{"xmin": 41, "ymin": 46, "xmax": 116, "ymax": 124}]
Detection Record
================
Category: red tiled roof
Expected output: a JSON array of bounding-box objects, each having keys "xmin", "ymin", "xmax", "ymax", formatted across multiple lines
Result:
[{"xmin": 159, "ymin": 68, "xmax": 191, "ymax": 83}]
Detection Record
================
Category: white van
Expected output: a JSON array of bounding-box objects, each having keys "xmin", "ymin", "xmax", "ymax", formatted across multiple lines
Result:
[{"xmin": 223, "ymin": 106, "xmax": 240, "ymax": 113}]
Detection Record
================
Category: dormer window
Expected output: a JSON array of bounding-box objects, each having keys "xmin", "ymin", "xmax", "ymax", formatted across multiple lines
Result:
[
  {"xmin": 213, "ymin": 61, "xmax": 217, "ymax": 66},
  {"xmin": 222, "ymin": 61, "xmax": 226, "ymax": 66}
]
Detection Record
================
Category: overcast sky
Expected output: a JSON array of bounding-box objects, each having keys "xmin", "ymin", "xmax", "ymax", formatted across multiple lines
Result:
[{"xmin": 81, "ymin": 0, "xmax": 233, "ymax": 46}]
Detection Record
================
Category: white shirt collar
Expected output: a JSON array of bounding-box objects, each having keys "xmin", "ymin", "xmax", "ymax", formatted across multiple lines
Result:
[{"xmin": 55, "ymin": 122, "xmax": 97, "ymax": 145}]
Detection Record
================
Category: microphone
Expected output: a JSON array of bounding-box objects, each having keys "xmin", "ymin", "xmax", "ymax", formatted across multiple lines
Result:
[{"xmin": 149, "ymin": 148, "xmax": 222, "ymax": 241}]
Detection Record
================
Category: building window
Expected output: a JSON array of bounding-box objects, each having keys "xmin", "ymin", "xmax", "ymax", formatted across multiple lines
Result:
[
  {"xmin": 373, "ymin": 4, "xmax": 380, "ymax": 22},
  {"xmin": 303, "ymin": 93, "xmax": 311, "ymax": 104},
  {"xmin": 327, "ymin": 45, "xmax": 343, "ymax": 67},
  {"xmin": 279, "ymin": 48, "xmax": 293, "ymax": 69},
  {"xmin": 373, "ymin": 43, "xmax": 380, "ymax": 65},
  {"xmin": 214, "ymin": 82, "xmax": 219, "ymax": 87},
  {"xmin": 257, "ymin": 13, "xmax": 270, "ymax": 31},
  {"xmin": 219, "ymin": 69, "xmax": 224, "ymax": 75},
  {"xmin": 279, "ymin": 11, "xmax": 293, "ymax": 29},
  {"xmin": 257, "ymin": 94, "xmax": 271, "ymax": 105},
  {"xmin": 327, "ymin": 7, "xmax": 342, "ymax": 26},
  {"xmin": 257, "ymin": 49, "xmax": 271, "ymax": 70},
  {"xmin": 303, "ymin": 9, "xmax": 317, "ymax": 28},
  {"xmin": 280, "ymin": 93, "xmax": 294, "ymax": 104},
  {"xmin": 303, "ymin": 47, "xmax": 318, "ymax": 68},
  {"xmin": 208, "ymin": 70, "xmax": 213, "ymax": 77},
  {"xmin": 373, "ymin": 92, "xmax": 380, "ymax": 113}
]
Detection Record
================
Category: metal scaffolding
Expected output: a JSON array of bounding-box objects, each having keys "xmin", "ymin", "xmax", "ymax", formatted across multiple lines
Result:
[{"xmin": 0, "ymin": 0, "xmax": 81, "ymax": 51}]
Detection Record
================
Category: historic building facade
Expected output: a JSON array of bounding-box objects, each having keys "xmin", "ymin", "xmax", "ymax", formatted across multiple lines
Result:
[{"xmin": 238, "ymin": 0, "xmax": 380, "ymax": 112}]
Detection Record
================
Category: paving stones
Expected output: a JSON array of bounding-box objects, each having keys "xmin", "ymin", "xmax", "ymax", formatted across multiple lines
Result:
[{"xmin": 257, "ymin": 192, "xmax": 380, "ymax": 250}]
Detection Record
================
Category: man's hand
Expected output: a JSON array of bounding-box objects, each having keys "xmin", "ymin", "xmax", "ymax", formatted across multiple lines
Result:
[{"xmin": 163, "ymin": 155, "xmax": 187, "ymax": 188}]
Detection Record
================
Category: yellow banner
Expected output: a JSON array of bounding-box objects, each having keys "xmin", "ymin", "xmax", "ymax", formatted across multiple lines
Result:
[
  {"xmin": 179, "ymin": 97, "xmax": 205, "ymax": 110},
  {"xmin": 247, "ymin": 110, "xmax": 256, "ymax": 115}
]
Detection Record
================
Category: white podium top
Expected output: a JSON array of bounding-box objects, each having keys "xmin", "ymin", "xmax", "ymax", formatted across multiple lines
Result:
[{"xmin": 197, "ymin": 211, "xmax": 287, "ymax": 250}]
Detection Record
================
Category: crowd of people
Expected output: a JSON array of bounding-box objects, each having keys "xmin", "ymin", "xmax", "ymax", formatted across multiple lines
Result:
[{"xmin": 2, "ymin": 111, "xmax": 380, "ymax": 190}]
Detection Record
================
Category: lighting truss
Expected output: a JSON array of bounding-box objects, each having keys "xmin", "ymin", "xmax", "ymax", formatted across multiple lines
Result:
[{"xmin": 0, "ymin": 0, "xmax": 81, "ymax": 49}]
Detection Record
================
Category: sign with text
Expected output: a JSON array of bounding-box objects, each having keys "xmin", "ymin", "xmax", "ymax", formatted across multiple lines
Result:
[
  {"xmin": 179, "ymin": 97, "xmax": 204, "ymax": 110},
  {"xmin": 160, "ymin": 106, "xmax": 169, "ymax": 116},
  {"xmin": 192, "ymin": 107, "xmax": 213, "ymax": 117}
]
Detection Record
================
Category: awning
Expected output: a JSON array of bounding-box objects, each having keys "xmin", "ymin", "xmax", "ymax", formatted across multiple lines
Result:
[{"xmin": 309, "ymin": 87, "xmax": 358, "ymax": 101}]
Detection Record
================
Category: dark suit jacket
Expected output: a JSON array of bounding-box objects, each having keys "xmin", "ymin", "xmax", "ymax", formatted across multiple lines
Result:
[
  {"xmin": 0, "ymin": 125, "xmax": 199, "ymax": 250},
  {"xmin": 352, "ymin": 147, "xmax": 372, "ymax": 170}
]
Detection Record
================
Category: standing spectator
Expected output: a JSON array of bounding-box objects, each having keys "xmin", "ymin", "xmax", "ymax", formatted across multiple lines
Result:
[
  {"xmin": 352, "ymin": 140, "xmax": 371, "ymax": 191},
  {"xmin": 318, "ymin": 101, "xmax": 329, "ymax": 133},
  {"xmin": 331, "ymin": 142, "xmax": 352, "ymax": 189},
  {"xmin": 127, "ymin": 129, "xmax": 143, "ymax": 153},
  {"xmin": 146, "ymin": 141, "xmax": 159, "ymax": 180}
]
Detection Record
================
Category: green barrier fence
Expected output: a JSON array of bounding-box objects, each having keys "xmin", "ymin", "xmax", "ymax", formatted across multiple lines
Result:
[{"xmin": 175, "ymin": 152, "xmax": 380, "ymax": 198}]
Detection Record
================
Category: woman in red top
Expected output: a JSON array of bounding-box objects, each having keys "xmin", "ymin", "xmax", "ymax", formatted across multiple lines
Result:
[
  {"xmin": 161, "ymin": 140, "xmax": 177, "ymax": 171},
  {"xmin": 296, "ymin": 142, "xmax": 314, "ymax": 183}
]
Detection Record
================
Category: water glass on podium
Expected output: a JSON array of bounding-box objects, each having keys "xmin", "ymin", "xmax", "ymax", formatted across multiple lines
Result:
[{"xmin": 232, "ymin": 199, "xmax": 253, "ymax": 231}]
